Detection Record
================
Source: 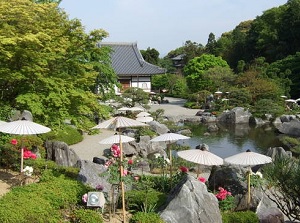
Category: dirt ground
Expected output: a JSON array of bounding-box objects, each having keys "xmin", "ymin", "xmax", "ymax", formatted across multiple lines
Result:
[{"xmin": 0, "ymin": 169, "xmax": 20, "ymax": 197}]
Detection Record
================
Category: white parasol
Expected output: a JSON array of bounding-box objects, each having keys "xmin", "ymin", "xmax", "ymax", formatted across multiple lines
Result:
[
  {"xmin": 128, "ymin": 107, "xmax": 144, "ymax": 112},
  {"xmin": 0, "ymin": 119, "xmax": 51, "ymax": 172},
  {"xmin": 150, "ymin": 133, "xmax": 190, "ymax": 182},
  {"xmin": 99, "ymin": 134, "xmax": 135, "ymax": 144},
  {"xmin": 136, "ymin": 111, "xmax": 151, "ymax": 117},
  {"xmin": 136, "ymin": 116, "xmax": 153, "ymax": 123},
  {"xmin": 92, "ymin": 116, "xmax": 147, "ymax": 223},
  {"xmin": 118, "ymin": 107, "xmax": 132, "ymax": 112},
  {"xmin": 224, "ymin": 150, "xmax": 272, "ymax": 208},
  {"xmin": 177, "ymin": 149, "xmax": 223, "ymax": 177},
  {"xmin": 150, "ymin": 133, "xmax": 190, "ymax": 143}
]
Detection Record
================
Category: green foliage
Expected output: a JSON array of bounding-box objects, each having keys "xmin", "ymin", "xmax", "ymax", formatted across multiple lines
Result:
[
  {"xmin": 72, "ymin": 208, "xmax": 103, "ymax": 223},
  {"xmin": 122, "ymin": 87, "xmax": 150, "ymax": 107},
  {"xmin": 0, "ymin": 0, "xmax": 117, "ymax": 130},
  {"xmin": 279, "ymin": 136, "xmax": 300, "ymax": 155},
  {"xmin": 125, "ymin": 189, "xmax": 166, "ymax": 213},
  {"xmin": 0, "ymin": 135, "xmax": 45, "ymax": 170},
  {"xmin": 222, "ymin": 211, "xmax": 259, "ymax": 223},
  {"xmin": 130, "ymin": 212, "xmax": 165, "ymax": 223},
  {"xmin": 262, "ymin": 157, "xmax": 300, "ymax": 221},
  {"xmin": 0, "ymin": 169, "xmax": 87, "ymax": 223},
  {"xmin": 251, "ymin": 99, "xmax": 285, "ymax": 119},
  {"xmin": 183, "ymin": 54, "xmax": 229, "ymax": 93},
  {"xmin": 218, "ymin": 195, "xmax": 236, "ymax": 212},
  {"xmin": 140, "ymin": 47, "xmax": 160, "ymax": 65},
  {"xmin": 40, "ymin": 124, "xmax": 83, "ymax": 145}
]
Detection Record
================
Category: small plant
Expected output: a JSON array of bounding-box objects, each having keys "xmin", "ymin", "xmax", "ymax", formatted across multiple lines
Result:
[
  {"xmin": 130, "ymin": 212, "xmax": 164, "ymax": 223},
  {"xmin": 222, "ymin": 211, "xmax": 259, "ymax": 223},
  {"xmin": 215, "ymin": 187, "xmax": 236, "ymax": 212}
]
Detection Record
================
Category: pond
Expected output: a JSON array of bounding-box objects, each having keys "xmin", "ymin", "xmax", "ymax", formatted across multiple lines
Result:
[{"xmin": 177, "ymin": 123, "xmax": 285, "ymax": 158}]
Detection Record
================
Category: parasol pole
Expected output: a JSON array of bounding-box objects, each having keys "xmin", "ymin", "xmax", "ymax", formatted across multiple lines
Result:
[
  {"xmin": 168, "ymin": 144, "xmax": 172, "ymax": 187},
  {"xmin": 119, "ymin": 132, "xmax": 126, "ymax": 223},
  {"xmin": 247, "ymin": 168, "xmax": 251, "ymax": 209},
  {"xmin": 20, "ymin": 147, "xmax": 24, "ymax": 173}
]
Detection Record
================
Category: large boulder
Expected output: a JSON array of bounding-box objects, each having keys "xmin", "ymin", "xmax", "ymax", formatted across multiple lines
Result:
[
  {"xmin": 159, "ymin": 175, "xmax": 222, "ymax": 223},
  {"xmin": 45, "ymin": 141, "xmax": 80, "ymax": 167},
  {"xmin": 77, "ymin": 160, "xmax": 110, "ymax": 192},
  {"xmin": 149, "ymin": 121, "xmax": 169, "ymax": 135},
  {"xmin": 217, "ymin": 107, "xmax": 252, "ymax": 124},
  {"xmin": 277, "ymin": 119, "xmax": 300, "ymax": 136}
]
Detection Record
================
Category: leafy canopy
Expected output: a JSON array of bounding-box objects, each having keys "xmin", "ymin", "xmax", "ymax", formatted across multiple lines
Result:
[{"xmin": 0, "ymin": 0, "xmax": 118, "ymax": 130}]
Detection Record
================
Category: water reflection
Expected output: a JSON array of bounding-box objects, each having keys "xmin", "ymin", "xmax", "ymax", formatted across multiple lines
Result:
[{"xmin": 178, "ymin": 123, "xmax": 284, "ymax": 158}]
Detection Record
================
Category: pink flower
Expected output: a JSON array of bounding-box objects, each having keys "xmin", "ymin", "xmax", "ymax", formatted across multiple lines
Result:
[
  {"xmin": 23, "ymin": 148, "xmax": 37, "ymax": 159},
  {"xmin": 215, "ymin": 187, "xmax": 232, "ymax": 201},
  {"xmin": 82, "ymin": 193, "xmax": 88, "ymax": 203},
  {"xmin": 128, "ymin": 159, "xmax": 133, "ymax": 165},
  {"xmin": 11, "ymin": 139, "xmax": 18, "ymax": 145},
  {"xmin": 123, "ymin": 169, "xmax": 128, "ymax": 176},
  {"xmin": 111, "ymin": 144, "xmax": 121, "ymax": 157},
  {"xmin": 179, "ymin": 166, "xmax": 189, "ymax": 173},
  {"xmin": 133, "ymin": 176, "xmax": 140, "ymax": 181},
  {"xmin": 198, "ymin": 177, "xmax": 206, "ymax": 183}
]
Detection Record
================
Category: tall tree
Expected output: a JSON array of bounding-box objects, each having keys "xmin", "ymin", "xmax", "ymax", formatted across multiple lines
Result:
[
  {"xmin": 140, "ymin": 47, "xmax": 159, "ymax": 65},
  {"xmin": 205, "ymin": 32, "xmax": 217, "ymax": 55},
  {"xmin": 0, "ymin": 0, "xmax": 118, "ymax": 130}
]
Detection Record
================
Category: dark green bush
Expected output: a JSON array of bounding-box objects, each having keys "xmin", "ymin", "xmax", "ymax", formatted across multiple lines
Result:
[
  {"xmin": 72, "ymin": 208, "xmax": 103, "ymax": 223},
  {"xmin": 125, "ymin": 189, "xmax": 166, "ymax": 213},
  {"xmin": 41, "ymin": 124, "xmax": 83, "ymax": 145},
  {"xmin": 130, "ymin": 212, "xmax": 165, "ymax": 223},
  {"xmin": 222, "ymin": 211, "xmax": 259, "ymax": 223},
  {"xmin": 0, "ymin": 169, "xmax": 88, "ymax": 223}
]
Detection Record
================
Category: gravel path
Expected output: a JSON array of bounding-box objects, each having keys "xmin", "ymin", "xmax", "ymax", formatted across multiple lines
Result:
[{"xmin": 70, "ymin": 97, "xmax": 199, "ymax": 162}]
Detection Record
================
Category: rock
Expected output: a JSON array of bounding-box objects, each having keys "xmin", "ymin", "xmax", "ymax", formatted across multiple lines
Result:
[
  {"xmin": 207, "ymin": 124, "xmax": 219, "ymax": 132},
  {"xmin": 266, "ymin": 147, "xmax": 292, "ymax": 159},
  {"xmin": 77, "ymin": 160, "xmax": 111, "ymax": 193},
  {"xmin": 149, "ymin": 121, "xmax": 169, "ymax": 135},
  {"xmin": 256, "ymin": 195, "xmax": 285, "ymax": 223},
  {"xmin": 21, "ymin": 110, "xmax": 33, "ymax": 121},
  {"xmin": 277, "ymin": 119, "xmax": 300, "ymax": 136},
  {"xmin": 93, "ymin": 157, "xmax": 107, "ymax": 165},
  {"xmin": 45, "ymin": 141, "xmax": 80, "ymax": 167},
  {"xmin": 195, "ymin": 143, "xmax": 209, "ymax": 151},
  {"xmin": 177, "ymin": 129, "xmax": 192, "ymax": 136},
  {"xmin": 217, "ymin": 107, "xmax": 252, "ymax": 124},
  {"xmin": 159, "ymin": 175, "xmax": 222, "ymax": 223}
]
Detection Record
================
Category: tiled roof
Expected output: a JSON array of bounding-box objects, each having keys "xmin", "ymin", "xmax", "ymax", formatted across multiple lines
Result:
[{"xmin": 98, "ymin": 42, "xmax": 166, "ymax": 76}]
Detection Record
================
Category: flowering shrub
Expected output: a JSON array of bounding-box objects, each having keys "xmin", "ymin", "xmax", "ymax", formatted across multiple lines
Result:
[
  {"xmin": 198, "ymin": 177, "xmax": 206, "ymax": 183},
  {"xmin": 11, "ymin": 139, "xmax": 18, "ymax": 145},
  {"xmin": 111, "ymin": 144, "xmax": 120, "ymax": 157},
  {"xmin": 179, "ymin": 166, "xmax": 189, "ymax": 173},
  {"xmin": 215, "ymin": 187, "xmax": 235, "ymax": 212},
  {"xmin": 23, "ymin": 148, "xmax": 37, "ymax": 159}
]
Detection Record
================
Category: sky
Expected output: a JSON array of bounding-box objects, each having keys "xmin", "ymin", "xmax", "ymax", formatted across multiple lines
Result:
[{"xmin": 59, "ymin": 0, "xmax": 287, "ymax": 56}]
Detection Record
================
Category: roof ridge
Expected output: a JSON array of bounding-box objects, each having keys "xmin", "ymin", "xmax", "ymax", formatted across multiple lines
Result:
[{"xmin": 101, "ymin": 42, "xmax": 137, "ymax": 46}]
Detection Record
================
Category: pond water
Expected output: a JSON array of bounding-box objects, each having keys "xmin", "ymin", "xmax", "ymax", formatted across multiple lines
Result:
[{"xmin": 177, "ymin": 123, "xmax": 285, "ymax": 158}]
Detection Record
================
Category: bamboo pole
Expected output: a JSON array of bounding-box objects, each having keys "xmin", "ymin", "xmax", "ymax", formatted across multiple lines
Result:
[
  {"xmin": 247, "ymin": 170, "xmax": 251, "ymax": 209},
  {"xmin": 119, "ymin": 133, "xmax": 126, "ymax": 223}
]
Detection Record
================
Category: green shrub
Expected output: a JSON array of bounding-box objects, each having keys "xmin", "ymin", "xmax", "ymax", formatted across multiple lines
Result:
[
  {"xmin": 222, "ymin": 211, "xmax": 259, "ymax": 223},
  {"xmin": 41, "ymin": 125, "xmax": 83, "ymax": 145},
  {"xmin": 73, "ymin": 208, "xmax": 103, "ymax": 223},
  {"xmin": 125, "ymin": 189, "xmax": 166, "ymax": 213},
  {"xmin": 130, "ymin": 212, "xmax": 165, "ymax": 223},
  {"xmin": 0, "ymin": 169, "xmax": 88, "ymax": 223}
]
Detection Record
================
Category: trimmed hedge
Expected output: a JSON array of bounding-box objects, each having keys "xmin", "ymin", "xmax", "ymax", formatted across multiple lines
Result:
[
  {"xmin": 222, "ymin": 211, "xmax": 259, "ymax": 223},
  {"xmin": 0, "ymin": 169, "xmax": 87, "ymax": 223}
]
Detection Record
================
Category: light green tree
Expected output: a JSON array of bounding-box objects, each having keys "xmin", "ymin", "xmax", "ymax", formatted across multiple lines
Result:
[
  {"xmin": 183, "ymin": 54, "xmax": 229, "ymax": 93},
  {"xmin": 0, "ymin": 0, "xmax": 118, "ymax": 130}
]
